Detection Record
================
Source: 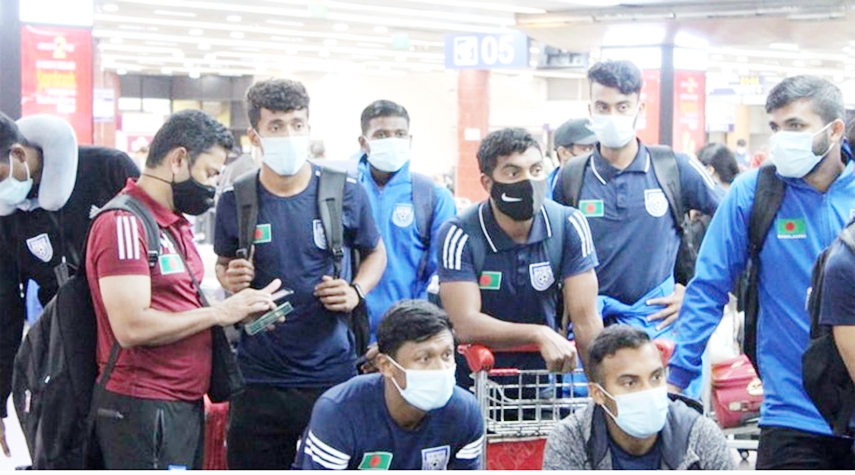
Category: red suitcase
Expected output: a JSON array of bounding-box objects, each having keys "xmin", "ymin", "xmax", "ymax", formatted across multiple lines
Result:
[
  {"xmin": 711, "ymin": 355, "xmax": 763, "ymax": 428},
  {"xmin": 203, "ymin": 396, "xmax": 230, "ymax": 470}
]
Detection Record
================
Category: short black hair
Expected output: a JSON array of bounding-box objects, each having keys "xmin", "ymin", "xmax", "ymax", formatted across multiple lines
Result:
[
  {"xmin": 588, "ymin": 325, "xmax": 654, "ymax": 384},
  {"xmin": 246, "ymin": 79, "xmax": 310, "ymax": 130},
  {"xmin": 697, "ymin": 143, "xmax": 740, "ymax": 185},
  {"xmin": 588, "ymin": 60, "xmax": 643, "ymax": 96},
  {"xmin": 146, "ymin": 110, "xmax": 235, "ymax": 169},
  {"xmin": 377, "ymin": 300, "xmax": 454, "ymax": 359},
  {"xmin": 477, "ymin": 128, "xmax": 541, "ymax": 177},
  {"xmin": 361, "ymin": 100, "xmax": 410, "ymax": 135},
  {"xmin": 0, "ymin": 112, "xmax": 26, "ymax": 164},
  {"xmin": 765, "ymin": 75, "xmax": 845, "ymax": 125},
  {"xmin": 736, "ymin": 139, "xmax": 746, "ymax": 147}
]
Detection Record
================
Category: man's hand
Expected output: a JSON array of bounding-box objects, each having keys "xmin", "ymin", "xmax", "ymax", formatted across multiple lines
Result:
[
  {"xmin": 215, "ymin": 279, "xmax": 281, "ymax": 326},
  {"xmin": 536, "ymin": 327, "xmax": 577, "ymax": 373},
  {"xmin": 667, "ymin": 383, "xmax": 683, "ymax": 394},
  {"xmin": 360, "ymin": 344, "xmax": 380, "ymax": 374},
  {"xmin": 0, "ymin": 419, "xmax": 9, "ymax": 457},
  {"xmin": 646, "ymin": 283, "xmax": 686, "ymax": 330},
  {"xmin": 314, "ymin": 276, "xmax": 359, "ymax": 313},
  {"xmin": 223, "ymin": 258, "xmax": 255, "ymax": 294}
]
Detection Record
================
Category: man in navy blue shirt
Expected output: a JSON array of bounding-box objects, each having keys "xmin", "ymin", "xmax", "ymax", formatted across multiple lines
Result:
[
  {"xmin": 546, "ymin": 118, "xmax": 596, "ymax": 198},
  {"xmin": 294, "ymin": 300, "xmax": 483, "ymax": 470},
  {"xmin": 552, "ymin": 61, "xmax": 720, "ymax": 389},
  {"xmin": 214, "ymin": 79, "xmax": 387, "ymax": 470},
  {"xmin": 438, "ymin": 128, "xmax": 602, "ymax": 374},
  {"xmin": 355, "ymin": 100, "xmax": 456, "ymax": 342}
]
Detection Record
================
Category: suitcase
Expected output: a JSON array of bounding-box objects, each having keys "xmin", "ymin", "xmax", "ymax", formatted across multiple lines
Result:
[
  {"xmin": 711, "ymin": 355, "xmax": 763, "ymax": 428},
  {"xmin": 203, "ymin": 396, "xmax": 229, "ymax": 470}
]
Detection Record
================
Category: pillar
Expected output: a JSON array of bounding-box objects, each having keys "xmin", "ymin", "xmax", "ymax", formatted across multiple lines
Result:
[{"xmin": 456, "ymin": 70, "xmax": 490, "ymax": 203}]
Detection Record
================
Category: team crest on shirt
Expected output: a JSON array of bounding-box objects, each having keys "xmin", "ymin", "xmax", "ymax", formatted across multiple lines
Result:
[
  {"xmin": 392, "ymin": 203, "xmax": 414, "ymax": 228},
  {"xmin": 529, "ymin": 262, "xmax": 555, "ymax": 292},
  {"xmin": 26, "ymin": 234, "xmax": 53, "ymax": 263},
  {"xmin": 421, "ymin": 446, "xmax": 450, "ymax": 470},
  {"xmin": 644, "ymin": 189, "xmax": 669, "ymax": 218},
  {"xmin": 313, "ymin": 219, "xmax": 327, "ymax": 250}
]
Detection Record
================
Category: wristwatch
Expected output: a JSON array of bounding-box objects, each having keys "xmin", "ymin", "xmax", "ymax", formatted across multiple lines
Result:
[{"xmin": 351, "ymin": 282, "xmax": 366, "ymax": 305}]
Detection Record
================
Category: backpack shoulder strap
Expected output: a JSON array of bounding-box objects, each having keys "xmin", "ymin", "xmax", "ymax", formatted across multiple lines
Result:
[
  {"xmin": 648, "ymin": 145, "xmax": 684, "ymax": 232},
  {"xmin": 558, "ymin": 153, "xmax": 591, "ymax": 207},
  {"xmin": 318, "ymin": 166, "xmax": 347, "ymax": 279},
  {"xmin": 541, "ymin": 200, "xmax": 566, "ymax": 276},
  {"xmin": 456, "ymin": 203, "xmax": 487, "ymax": 276},
  {"xmin": 410, "ymin": 172, "xmax": 436, "ymax": 248},
  {"xmin": 838, "ymin": 220, "xmax": 855, "ymax": 254},
  {"xmin": 98, "ymin": 193, "xmax": 160, "ymax": 268},
  {"xmin": 233, "ymin": 169, "xmax": 260, "ymax": 257},
  {"xmin": 748, "ymin": 165, "xmax": 786, "ymax": 258}
]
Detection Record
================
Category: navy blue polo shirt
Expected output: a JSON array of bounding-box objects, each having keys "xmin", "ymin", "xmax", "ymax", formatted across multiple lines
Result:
[
  {"xmin": 553, "ymin": 143, "xmax": 721, "ymax": 304},
  {"xmin": 438, "ymin": 201, "xmax": 598, "ymax": 370},
  {"xmin": 214, "ymin": 164, "xmax": 381, "ymax": 388}
]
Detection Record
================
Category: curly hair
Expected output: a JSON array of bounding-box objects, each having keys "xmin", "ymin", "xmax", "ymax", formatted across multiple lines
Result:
[
  {"xmin": 245, "ymin": 79, "xmax": 310, "ymax": 129},
  {"xmin": 477, "ymin": 128, "xmax": 541, "ymax": 176},
  {"xmin": 588, "ymin": 60, "xmax": 643, "ymax": 96}
]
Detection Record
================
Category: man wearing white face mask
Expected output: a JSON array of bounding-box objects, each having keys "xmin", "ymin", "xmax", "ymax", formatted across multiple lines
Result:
[
  {"xmin": 552, "ymin": 61, "xmax": 721, "ymax": 398},
  {"xmin": 214, "ymin": 79, "xmax": 387, "ymax": 469},
  {"xmin": 544, "ymin": 325, "xmax": 733, "ymax": 470},
  {"xmin": 294, "ymin": 300, "xmax": 483, "ymax": 470},
  {"xmin": 355, "ymin": 100, "xmax": 456, "ymax": 348},
  {"xmin": 669, "ymin": 76, "xmax": 855, "ymax": 469}
]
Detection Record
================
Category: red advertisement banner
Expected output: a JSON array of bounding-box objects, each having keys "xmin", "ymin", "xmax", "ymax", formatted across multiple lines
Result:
[
  {"xmin": 21, "ymin": 25, "xmax": 93, "ymax": 144},
  {"xmin": 673, "ymin": 70, "xmax": 706, "ymax": 156}
]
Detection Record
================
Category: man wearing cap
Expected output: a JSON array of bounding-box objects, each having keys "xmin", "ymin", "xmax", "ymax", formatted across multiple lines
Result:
[{"xmin": 546, "ymin": 118, "xmax": 597, "ymax": 199}]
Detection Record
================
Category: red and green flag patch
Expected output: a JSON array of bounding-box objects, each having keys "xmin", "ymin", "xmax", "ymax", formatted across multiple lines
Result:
[
  {"xmin": 478, "ymin": 271, "xmax": 502, "ymax": 290},
  {"xmin": 254, "ymin": 224, "xmax": 272, "ymax": 244},
  {"xmin": 358, "ymin": 452, "xmax": 393, "ymax": 470},
  {"xmin": 777, "ymin": 218, "xmax": 806, "ymax": 239},
  {"xmin": 579, "ymin": 199, "xmax": 604, "ymax": 218}
]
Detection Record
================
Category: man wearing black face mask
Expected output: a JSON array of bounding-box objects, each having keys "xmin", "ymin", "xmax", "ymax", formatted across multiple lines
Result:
[
  {"xmin": 437, "ymin": 128, "xmax": 602, "ymax": 377},
  {"xmin": 85, "ymin": 110, "xmax": 282, "ymax": 469}
]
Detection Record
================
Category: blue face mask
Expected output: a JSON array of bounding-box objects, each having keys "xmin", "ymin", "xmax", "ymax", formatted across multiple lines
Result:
[
  {"xmin": 597, "ymin": 384, "xmax": 669, "ymax": 439},
  {"xmin": 0, "ymin": 156, "xmax": 34, "ymax": 207}
]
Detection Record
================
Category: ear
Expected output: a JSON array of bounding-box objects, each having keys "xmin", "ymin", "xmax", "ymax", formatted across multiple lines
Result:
[
  {"xmin": 480, "ymin": 173, "xmax": 492, "ymax": 193},
  {"xmin": 247, "ymin": 128, "xmax": 262, "ymax": 149},
  {"xmin": 9, "ymin": 145, "xmax": 27, "ymax": 164},
  {"xmin": 358, "ymin": 136, "xmax": 370, "ymax": 156},
  {"xmin": 588, "ymin": 382, "xmax": 607, "ymax": 406},
  {"xmin": 167, "ymin": 147, "xmax": 188, "ymax": 176},
  {"xmin": 637, "ymin": 101, "xmax": 647, "ymax": 115},
  {"xmin": 830, "ymin": 119, "xmax": 846, "ymax": 143},
  {"xmin": 376, "ymin": 353, "xmax": 396, "ymax": 379}
]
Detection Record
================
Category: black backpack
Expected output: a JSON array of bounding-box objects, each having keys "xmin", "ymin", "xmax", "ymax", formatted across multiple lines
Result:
[
  {"xmin": 801, "ymin": 221, "xmax": 855, "ymax": 436},
  {"xmin": 11, "ymin": 194, "xmax": 160, "ymax": 470},
  {"xmin": 559, "ymin": 145, "xmax": 697, "ymax": 285}
]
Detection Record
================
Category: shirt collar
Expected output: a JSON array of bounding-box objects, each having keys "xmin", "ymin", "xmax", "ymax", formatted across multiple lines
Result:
[
  {"xmin": 123, "ymin": 178, "xmax": 186, "ymax": 228},
  {"xmin": 478, "ymin": 200, "xmax": 553, "ymax": 253},
  {"xmin": 590, "ymin": 140, "xmax": 650, "ymax": 185}
]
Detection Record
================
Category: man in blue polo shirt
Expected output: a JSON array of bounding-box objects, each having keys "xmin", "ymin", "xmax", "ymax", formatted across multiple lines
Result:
[
  {"xmin": 214, "ymin": 79, "xmax": 387, "ymax": 470},
  {"xmin": 668, "ymin": 75, "xmax": 855, "ymax": 469},
  {"xmin": 356, "ymin": 100, "xmax": 456, "ymax": 341},
  {"xmin": 294, "ymin": 300, "xmax": 483, "ymax": 470},
  {"xmin": 551, "ymin": 61, "xmax": 720, "ymax": 395},
  {"xmin": 546, "ymin": 118, "xmax": 596, "ymax": 198},
  {"xmin": 438, "ymin": 128, "xmax": 602, "ymax": 375}
]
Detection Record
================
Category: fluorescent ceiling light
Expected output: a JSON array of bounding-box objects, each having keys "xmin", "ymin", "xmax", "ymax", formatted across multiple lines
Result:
[
  {"xmin": 189, "ymin": 71, "xmax": 201, "ymax": 78},
  {"xmin": 373, "ymin": 26, "xmax": 388, "ymax": 34},
  {"xmin": 231, "ymin": 32, "xmax": 245, "ymax": 39},
  {"xmin": 198, "ymin": 43, "xmax": 211, "ymax": 50},
  {"xmin": 793, "ymin": 60, "xmax": 806, "ymax": 67},
  {"xmin": 189, "ymin": 29, "xmax": 204, "ymax": 36},
  {"xmin": 102, "ymin": 3, "xmax": 119, "ymax": 12},
  {"xmin": 266, "ymin": 19, "xmax": 305, "ymax": 27},
  {"xmin": 333, "ymin": 23, "xmax": 348, "ymax": 31},
  {"xmin": 323, "ymin": 39, "xmax": 338, "ymax": 47},
  {"xmin": 319, "ymin": 51, "xmax": 332, "ymax": 57},
  {"xmin": 117, "ymin": 68, "xmax": 128, "ymax": 75},
  {"xmin": 227, "ymin": 15, "xmax": 242, "ymax": 22},
  {"xmin": 770, "ymin": 43, "xmax": 799, "ymax": 51},
  {"xmin": 154, "ymin": 10, "xmax": 196, "ymax": 17}
]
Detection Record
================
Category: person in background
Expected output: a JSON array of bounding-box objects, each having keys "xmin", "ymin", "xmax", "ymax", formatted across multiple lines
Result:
[
  {"xmin": 734, "ymin": 139, "xmax": 749, "ymax": 170},
  {"xmin": 697, "ymin": 143, "xmax": 740, "ymax": 192},
  {"xmin": 546, "ymin": 118, "xmax": 597, "ymax": 198}
]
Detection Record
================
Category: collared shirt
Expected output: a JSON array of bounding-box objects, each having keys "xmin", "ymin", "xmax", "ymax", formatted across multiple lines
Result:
[
  {"xmin": 87, "ymin": 179, "xmax": 211, "ymax": 401},
  {"xmin": 669, "ymin": 160, "xmax": 855, "ymax": 435},
  {"xmin": 553, "ymin": 142, "xmax": 721, "ymax": 304},
  {"xmin": 357, "ymin": 159, "xmax": 456, "ymax": 340},
  {"xmin": 294, "ymin": 374, "xmax": 483, "ymax": 470},
  {"xmin": 214, "ymin": 164, "xmax": 381, "ymax": 388}
]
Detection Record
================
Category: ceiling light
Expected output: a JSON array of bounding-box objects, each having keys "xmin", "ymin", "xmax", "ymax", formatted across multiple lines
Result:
[
  {"xmin": 710, "ymin": 54, "xmax": 724, "ymax": 61},
  {"xmin": 231, "ymin": 32, "xmax": 245, "ymax": 39},
  {"xmin": 395, "ymin": 55, "xmax": 407, "ymax": 62},
  {"xmin": 189, "ymin": 28, "xmax": 204, "ymax": 36},
  {"xmin": 323, "ymin": 39, "xmax": 338, "ymax": 47},
  {"xmin": 204, "ymin": 53, "xmax": 216, "ymax": 61},
  {"xmin": 109, "ymin": 37, "xmax": 123, "ymax": 44},
  {"xmin": 286, "ymin": 48, "xmax": 298, "ymax": 55},
  {"xmin": 529, "ymin": 59, "xmax": 538, "ymax": 67},
  {"xmin": 154, "ymin": 10, "xmax": 196, "ymax": 17},
  {"xmin": 793, "ymin": 60, "xmax": 806, "ymax": 67},
  {"xmin": 333, "ymin": 23, "xmax": 348, "ymax": 31},
  {"xmin": 161, "ymin": 67, "xmax": 173, "ymax": 75},
  {"xmin": 183, "ymin": 60, "xmax": 195, "ymax": 68},
  {"xmin": 226, "ymin": 15, "xmax": 241, "ymax": 22},
  {"xmin": 116, "ymin": 68, "xmax": 127, "ymax": 75},
  {"xmin": 173, "ymin": 50, "xmax": 185, "ymax": 58},
  {"xmin": 189, "ymin": 71, "xmax": 201, "ymax": 79},
  {"xmin": 736, "ymin": 56, "xmax": 748, "ymax": 62},
  {"xmin": 198, "ymin": 43, "xmax": 212, "ymax": 50},
  {"xmin": 373, "ymin": 26, "xmax": 388, "ymax": 34},
  {"xmin": 529, "ymin": 47, "xmax": 540, "ymax": 55},
  {"xmin": 770, "ymin": 43, "xmax": 799, "ymax": 51},
  {"xmin": 266, "ymin": 19, "xmax": 305, "ymax": 27},
  {"xmin": 102, "ymin": 3, "xmax": 119, "ymax": 12},
  {"xmin": 319, "ymin": 51, "xmax": 332, "ymax": 58},
  {"xmin": 357, "ymin": 42, "xmax": 385, "ymax": 49}
]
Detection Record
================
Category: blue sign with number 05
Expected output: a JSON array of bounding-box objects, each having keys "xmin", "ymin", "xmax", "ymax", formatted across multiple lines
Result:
[{"xmin": 444, "ymin": 31, "xmax": 529, "ymax": 70}]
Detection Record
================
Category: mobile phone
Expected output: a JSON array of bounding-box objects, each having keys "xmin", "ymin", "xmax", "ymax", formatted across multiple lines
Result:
[{"xmin": 245, "ymin": 301, "xmax": 294, "ymax": 336}]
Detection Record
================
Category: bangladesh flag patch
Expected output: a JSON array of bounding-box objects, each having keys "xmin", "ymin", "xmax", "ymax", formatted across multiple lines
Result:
[
  {"xmin": 158, "ymin": 254, "xmax": 185, "ymax": 275},
  {"xmin": 777, "ymin": 218, "xmax": 806, "ymax": 239},
  {"xmin": 254, "ymin": 224, "xmax": 272, "ymax": 244},
  {"xmin": 358, "ymin": 452, "xmax": 393, "ymax": 470},
  {"xmin": 478, "ymin": 271, "xmax": 502, "ymax": 290},
  {"xmin": 579, "ymin": 199, "xmax": 604, "ymax": 218}
]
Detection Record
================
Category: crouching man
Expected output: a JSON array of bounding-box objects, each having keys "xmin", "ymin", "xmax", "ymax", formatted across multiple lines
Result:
[
  {"xmin": 543, "ymin": 325, "xmax": 733, "ymax": 470},
  {"xmin": 294, "ymin": 300, "xmax": 484, "ymax": 470}
]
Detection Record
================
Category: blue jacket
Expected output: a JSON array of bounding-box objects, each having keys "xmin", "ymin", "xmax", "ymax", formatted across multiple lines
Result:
[
  {"xmin": 357, "ymin": 159, "xmax": 456, "ymax": 338},
  {"xmin": 669, "ymin": 159, "xmax": 855, "ymax": 435}
]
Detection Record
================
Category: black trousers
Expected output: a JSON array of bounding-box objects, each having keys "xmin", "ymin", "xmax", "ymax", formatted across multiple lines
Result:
[
  {"xmin": 756, "ymin": 426, "xmax": 854, "ymax": 470},
  {"xmin": 94, "ymin": 390, "xmax": 204, "ymax": 470},
  {"xmin": 227, "ymin": 384, "xmax": 328, "ymax": 470}
]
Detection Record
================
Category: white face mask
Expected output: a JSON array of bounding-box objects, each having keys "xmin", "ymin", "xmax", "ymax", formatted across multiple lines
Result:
[
  {"xmin": 0, "ymin": 156, "xmax": 34, "ymax": 207},
  {"xmin": 589, "ymin": 109, "xmax": 638, "ymax": 149},
  {"xmin": 597, "ymin": 384, "xmax": 670, "ymax": 439},
  {"xmin": 769, "ymin": 123, "xmax": 835, "ymax": 179},
  {"xmin": 388, "ymin": 356, "xmax": 456, "ymax": 412},
  {"xmin": 367, "ymin": 137, "xmax": 410, "ymax": 173},
  {"xmin": 258, "ymin": 133, "xmax": 309, "ymax": 176}
]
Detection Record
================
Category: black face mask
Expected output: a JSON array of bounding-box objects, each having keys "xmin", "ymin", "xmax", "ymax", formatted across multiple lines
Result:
[
  {"xmin": 490, "ymin": 178, "xmax": 547, "ymax": 222},
  {"xmin": 172, "ymin": 177, "xmax": 215, "ymax": 216}
]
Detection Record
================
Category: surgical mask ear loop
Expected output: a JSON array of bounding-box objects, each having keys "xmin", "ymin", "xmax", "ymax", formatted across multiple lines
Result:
[{"xmin": 595, "ymin": 383, "xmax": 620, "ymax": 421}]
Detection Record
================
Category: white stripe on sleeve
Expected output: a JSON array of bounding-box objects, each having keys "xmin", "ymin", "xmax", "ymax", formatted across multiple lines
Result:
[
  {"xmin": 307, "ymin": 431, "xmax": 350, "ymax": 467},
  {"xmin": 116, "ymin": 215, "xmax": 126, "ymax": 260},
  {"xmin": 453, "ymin": 234, "xmax": 469, "ymax": 271}
]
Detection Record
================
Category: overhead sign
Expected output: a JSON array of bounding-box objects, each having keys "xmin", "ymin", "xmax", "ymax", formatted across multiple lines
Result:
[
  {"xmin": 19, "ymin": 0, "xmax": 94, "ymax": 27},
  {"xmin": 444, "ymin": 31, "xmax": 529, "ymax": 70}
]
